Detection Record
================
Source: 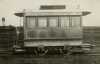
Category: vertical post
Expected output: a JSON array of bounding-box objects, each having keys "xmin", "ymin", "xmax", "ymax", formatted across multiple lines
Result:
[
  {"xmin": 2, "ymin": 17, "xmax": 5, "ymax": 26},
  {"xmin": 20, "ymin": 17, "xmax": 22, "ymax": 27}
]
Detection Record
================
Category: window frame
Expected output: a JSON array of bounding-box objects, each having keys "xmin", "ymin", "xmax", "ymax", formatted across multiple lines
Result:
[
  {"xmin": 59, "ymin": 16, "xmax": 70, "ymax": 28},
  {"xmin": 70, "ymin": 16, "xmax": 81, "ymax": 27},
  {"xmin": 37, "ymin": 17, "xmax": 48, "ymax": 27},
  {"xmin": 26, "ymin": 16, "xmax": 37, "ymax": 28},
  {"xmin": 48, "ymin": 16, "xmax": 59, "ymax": 27}
]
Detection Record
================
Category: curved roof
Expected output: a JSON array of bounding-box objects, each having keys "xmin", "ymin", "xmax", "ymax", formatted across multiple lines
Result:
[{"xmin": 14, "ymin": 11, "xmax": 91, "ymax": 17}]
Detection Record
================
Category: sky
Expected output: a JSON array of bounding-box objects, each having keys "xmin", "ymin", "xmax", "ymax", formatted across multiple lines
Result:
[{"xmin": 0, "ymin": 0, "xmax": 100, "ymax": 26}]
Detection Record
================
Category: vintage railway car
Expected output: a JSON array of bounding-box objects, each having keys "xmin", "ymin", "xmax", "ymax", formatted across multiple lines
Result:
[{"xmin": 14, "ymin": 5, "xmax": 93, "ymax": 55}]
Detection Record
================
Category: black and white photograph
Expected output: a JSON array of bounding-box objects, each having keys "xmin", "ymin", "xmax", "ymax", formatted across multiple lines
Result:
[{"xmin": 0, "ymin": 0, "xmax": 100, "ymax": 64}]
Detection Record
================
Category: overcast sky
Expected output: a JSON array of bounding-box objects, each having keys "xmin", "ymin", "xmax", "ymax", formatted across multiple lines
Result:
[{"xmin": 0, "ymin": 0, "xmax": 100, "ymax": 26}]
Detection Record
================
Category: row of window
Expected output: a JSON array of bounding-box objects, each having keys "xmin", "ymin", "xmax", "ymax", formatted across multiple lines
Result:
[{"xmin": 26, "ymin": 16, "xmax": 81, "ymax": 28}]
